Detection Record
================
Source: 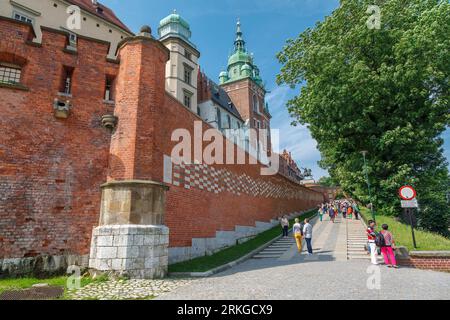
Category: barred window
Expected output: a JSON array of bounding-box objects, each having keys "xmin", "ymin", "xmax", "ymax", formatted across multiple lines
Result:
[
  {"xmin": 0, "ymin": 65, "xmax": 22, "ymax": 85},
  {"xmin": 13, "ymin": 12, "xmax": 33, "ymax": 24}
]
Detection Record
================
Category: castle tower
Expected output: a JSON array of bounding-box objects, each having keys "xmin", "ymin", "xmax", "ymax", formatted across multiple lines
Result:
[
  {"xmin": 219, "ymin": 20, "xmax": 272, "ymax": 159},
  {"xmin": 158, "ymin": 10, "xmax": 200, "ymax": 113}
]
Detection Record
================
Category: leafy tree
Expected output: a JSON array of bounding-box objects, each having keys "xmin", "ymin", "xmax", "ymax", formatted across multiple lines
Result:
[
  {"xmin": 318, "ymin": 176, "xmax": 338, "ymax": 187},
  {"xmin": 277, "ymin": 0, "xmax": 450, "ymax": 234}
]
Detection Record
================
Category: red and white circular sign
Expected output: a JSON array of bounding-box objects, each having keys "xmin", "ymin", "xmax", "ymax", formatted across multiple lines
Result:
[{"xmin": 399, "ymin": 186, "xmax": 417, "ymax": 201}]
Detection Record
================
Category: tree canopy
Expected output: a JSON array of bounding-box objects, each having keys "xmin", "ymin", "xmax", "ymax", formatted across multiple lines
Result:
[{"xmin": 277, "ymin": 0, "xmax": 450, "ymax": 234}]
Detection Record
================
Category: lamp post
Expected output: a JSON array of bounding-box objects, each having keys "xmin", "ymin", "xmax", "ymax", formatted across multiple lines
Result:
[{"xmin": 361, "ymin": 151, "xmax": 375, "ymax": 221}]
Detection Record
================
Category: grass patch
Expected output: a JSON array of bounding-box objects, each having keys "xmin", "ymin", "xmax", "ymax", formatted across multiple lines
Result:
[
  {"xmin": 169, "ymin": 209, "xmax": 317, "ymax": 273},
  {"xmin": 360, "ymin": 208, "xmax": 450, "ymax": 251},
  {"xmin": 0, "ymin": 274, "xmax": 109, "ymax": 299}
]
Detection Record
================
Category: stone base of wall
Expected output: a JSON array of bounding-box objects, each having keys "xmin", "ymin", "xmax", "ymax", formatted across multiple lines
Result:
[
  {"xmin": 0, "ymin": 254, "xmax": 89, "ymax": 279},
  {"xmin": 398, "ymin": 251, "xmax": 450, "ymax": 272},
  {"xmin": 169, "ymin": 211, "xmax": 308, "ymax": 265},
  {"xmin": 89, "ymin": 225, "xmax": 169, "ymax": 279}
]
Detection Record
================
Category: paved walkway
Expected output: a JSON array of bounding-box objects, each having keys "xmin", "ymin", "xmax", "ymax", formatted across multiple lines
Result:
[{"xmin": 159, "ymin": 215, "xmax": 450, "ymax": 300}]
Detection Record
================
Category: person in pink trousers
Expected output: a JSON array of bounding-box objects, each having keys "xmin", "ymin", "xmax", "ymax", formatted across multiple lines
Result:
[{"xmin": 380, "ymin": 224, "xmax": 399, "ymax": 268}]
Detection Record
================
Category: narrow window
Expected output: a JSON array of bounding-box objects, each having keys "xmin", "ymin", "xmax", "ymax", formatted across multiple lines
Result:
[
  {"xmin": 216, "ymin": 108, "xmax": 222, "ymax": 130},
  {"xmin": 0, "ymin": 63, "xmax": 22, "ymax": 85},
  {"xmin": 104, "ymin": 75, "xmax": 115, "ymax": 101},
  {"xmin": 253, "ymin": 95, "xmax": 259, "ymax": 113},
  {"xmin": 183, "ymin": 93, "xmax": 191, "ymax": 109},
  {"xmin": 184, "ymin": 66, "xmax": 192, "ymax": 85},
  {"xmin": 226, "ymin": 115, "xmax": 231, "ymax": 129},
  {"xmin": 60, "ymin": 66, "xmax": 74, "ymax": 95},
  {"xmin": 69, "ymin": 32, "xmax": 77, "ymax": 45}
]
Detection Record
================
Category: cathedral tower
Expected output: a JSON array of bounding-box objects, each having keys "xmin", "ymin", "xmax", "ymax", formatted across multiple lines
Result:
[{"xmin": 219, "ymin": 20, "xmax": 272, "ymax": 159}]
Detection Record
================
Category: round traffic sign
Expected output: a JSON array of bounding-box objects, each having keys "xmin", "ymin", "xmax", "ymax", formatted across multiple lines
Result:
[{"xmin": 399, "ymin": 186, "xmax": 416, "ymax": 201}]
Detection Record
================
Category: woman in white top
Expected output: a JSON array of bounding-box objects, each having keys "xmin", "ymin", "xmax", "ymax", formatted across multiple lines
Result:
[{"xmin": 293, "ymin": 218, "xmax": 303, "ymax": 253}]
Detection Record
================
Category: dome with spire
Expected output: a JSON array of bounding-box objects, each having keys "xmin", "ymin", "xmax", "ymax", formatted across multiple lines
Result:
[
  {"xmin": 159, "ymin": 10, "xmax": 190, "ymax": 29},
  {"xmin": 219, "ymin": 19, "xmax": 264, "ymax": 89},
  {"xmin": 158, "ymin": 10, "xmax": 196, "ymax": 48}
]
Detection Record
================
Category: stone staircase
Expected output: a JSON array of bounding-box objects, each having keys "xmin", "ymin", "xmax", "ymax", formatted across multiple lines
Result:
[
  {"xmin": 252, "ymin": 236, "xmax": 295, "ymax": 260},
  {"xmin": 347, "ymin": 219, "xmax": 371, "ymax": 260},
  {"xmin": 346, "ymin": 218, "xmax": 383, "ymax": 263}
]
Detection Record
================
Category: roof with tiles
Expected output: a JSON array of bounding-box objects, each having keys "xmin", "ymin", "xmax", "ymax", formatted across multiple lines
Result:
[{"xmin": 66, "ymin": 0, "xmax": 132, "ymax": 34}]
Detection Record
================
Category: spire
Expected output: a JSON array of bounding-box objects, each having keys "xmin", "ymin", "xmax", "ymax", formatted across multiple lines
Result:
[{"xmin": 234, "ymin": 19, "xmax": 246, "ymax": 52}]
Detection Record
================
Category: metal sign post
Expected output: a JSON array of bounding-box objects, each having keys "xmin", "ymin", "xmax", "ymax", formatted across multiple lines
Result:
[
  {"xmin": 399, "ymin": 186, "xmax": 418, "ymax": 249},
  {"xmin": 405, "ymin": 208, "xmax": 418, "ymax": 249}
]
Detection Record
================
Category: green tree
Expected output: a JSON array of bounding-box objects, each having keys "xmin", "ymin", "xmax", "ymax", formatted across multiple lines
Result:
[
  {"xmin": 277, "ymin": 0, "xmax": 450, "ymax": 234},
  {"xmin": 318, "ymin": 176, "xmax": 338, "ymax": 187}
]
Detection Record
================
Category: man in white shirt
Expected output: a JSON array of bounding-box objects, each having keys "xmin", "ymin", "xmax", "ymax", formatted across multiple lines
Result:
[{"xmin": 303, "ymin": 219, "xmax": 313, "ymax": 255}]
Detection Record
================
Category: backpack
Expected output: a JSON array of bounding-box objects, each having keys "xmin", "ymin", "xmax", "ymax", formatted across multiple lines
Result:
[{"xmin": 375, "ymin": 232, "xmax": 386, "ymax": 248}]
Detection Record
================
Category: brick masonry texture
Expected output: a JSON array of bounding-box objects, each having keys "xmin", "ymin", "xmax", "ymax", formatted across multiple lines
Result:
[
  {"xmin": 399, "ymin": 257, "xmax": 450, "ymax": 272},
  {"xmin": 0, "ymin": 18, "xmax": 324, "ymax": 269}
]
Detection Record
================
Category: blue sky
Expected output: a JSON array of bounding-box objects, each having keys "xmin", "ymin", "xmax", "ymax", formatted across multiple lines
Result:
[{"xmin": 103, "ymin": 0, "xmax": 450, "ymax": 179}]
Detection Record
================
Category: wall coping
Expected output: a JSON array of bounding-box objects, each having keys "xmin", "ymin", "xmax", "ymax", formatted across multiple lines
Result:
[
  {"xmin": 101, "ymin": 180, "xmax": 170, "ymax": 190},
  {"xmin": 409, "ymin": 251, "xmax": 450, "ymax": 258}
]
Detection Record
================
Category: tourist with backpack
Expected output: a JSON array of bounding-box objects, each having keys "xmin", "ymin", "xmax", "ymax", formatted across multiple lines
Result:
[
  {"xmin": 380, "ymin": 224, "xmax": 398, "ymax": 268},
  {"xmin": 367, "ymin": 220, "xmax": 378, "ymax": 265},
  {"xmin": 293, "ymin": 218, "xmax": 303, "ymax": 253}
]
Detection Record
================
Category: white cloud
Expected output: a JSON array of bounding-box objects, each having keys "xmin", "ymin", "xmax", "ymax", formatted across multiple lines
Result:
[{"xmin": 267, "ymin": 85, "xmax": 329, "ymax": 179}]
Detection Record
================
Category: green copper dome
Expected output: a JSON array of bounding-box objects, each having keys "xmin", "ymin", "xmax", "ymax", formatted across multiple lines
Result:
[
  {"xmin": 219, "ymin": 20, "xmax": 264, "ymax": 90},
  {"xmin": 158, "ymin": 10, "xmax": 196, "ymax": 48},
  {"xmin": 228, "ymin": 51, "xmax": 252, "ymax": 66},
  {"xmin": 159, "ymin": 11, "xmax": 190, "ymax": 29}
]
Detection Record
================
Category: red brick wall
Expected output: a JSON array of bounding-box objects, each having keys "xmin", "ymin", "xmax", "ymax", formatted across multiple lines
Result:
[
  {"xmin": 0, "ymin": 18, "xmax": 323, "ymax": 261},
  {"xmin": 0, "ymin": 19, "xmax": 117, "ymax": 259},
  {"xmin": 158, "ymin": 95, "xmax": 323, "ymax": 247},
  {"xmin": 399, "ymin": 257, "xmax": 450, "ymax": 272}
]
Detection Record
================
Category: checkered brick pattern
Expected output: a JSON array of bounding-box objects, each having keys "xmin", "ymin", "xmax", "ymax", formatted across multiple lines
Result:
[{"xmin": 171, "ymin": 161, "xmax": 306, "ymax": 200}]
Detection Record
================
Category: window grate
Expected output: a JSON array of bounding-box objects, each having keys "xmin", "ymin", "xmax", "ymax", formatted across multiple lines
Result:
[
  {"xmin": 0, "ymin": 66, "xmax": 21, "ymax": 85},
  {"xmin": 13, "ymin": 12, "xmax": 33, "ymax": 24}
]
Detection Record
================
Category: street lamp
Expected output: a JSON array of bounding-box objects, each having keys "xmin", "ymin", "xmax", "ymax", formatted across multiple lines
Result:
[{"xmin": 361, "ymin": 151, "xmax": 376, "ymax": 221}]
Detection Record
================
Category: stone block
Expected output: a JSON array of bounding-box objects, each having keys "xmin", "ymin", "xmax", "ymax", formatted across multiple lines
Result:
[
  {"xmin": 97, "ymin": 247, "xmax": 117, "ymax": 259},
  {"xmin": 97, "ymin": 236, "xmax": 114, "ymax": 247},
  {"xmin": 113, "ymin": 235, "xmax": 129, "ymax": 247},
  {"xmin": 133, "ymin": 235, "xmax": 144, "ymax": 246}
]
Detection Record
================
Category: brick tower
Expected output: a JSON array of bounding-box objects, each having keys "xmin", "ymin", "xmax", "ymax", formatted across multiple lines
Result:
[
  {"xmin": 219, "ymin": 20, "xmax": 272, "ymax": 160},
  {"xmin": 89, "ymin": 26, "xmax": 171, "ymax": 279}
]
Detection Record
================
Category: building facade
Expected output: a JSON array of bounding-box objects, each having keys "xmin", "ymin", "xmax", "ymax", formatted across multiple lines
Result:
[
  {"xmin": 278, "ymin": 150, "xmax": 304, "ymax": 184},
  {"xmin": 0, "ymin": 4, "xmax": 323, "ymax": 278},
  {"xmin": 0, "ymin": 0, "xmax": 133, "ymax": 59},
  {"xmin": 158, "ymin": 11, "xmax": 200, "ymax": 114}
]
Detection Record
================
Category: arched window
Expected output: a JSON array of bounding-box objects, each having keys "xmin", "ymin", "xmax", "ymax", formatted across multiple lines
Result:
[{"xmin": 253, "ymin": 95, "xmax": 259, "ymax": 113}]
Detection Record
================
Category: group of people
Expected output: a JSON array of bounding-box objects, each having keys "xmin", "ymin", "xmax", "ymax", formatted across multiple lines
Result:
[
  {"xmin": 317, "ymin": 200, "xmax": 360, "ymax": 223},
  {"xmin": 280, "ymin": 198, "xmax": 399, "ymax": 269},
  {"xmin": 367, "ymin": 220, "xmax": 399, "ymax": 268},
  {"xmin": 280, "ymin": 216, "xmax": 314, "ymax": 255}
]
